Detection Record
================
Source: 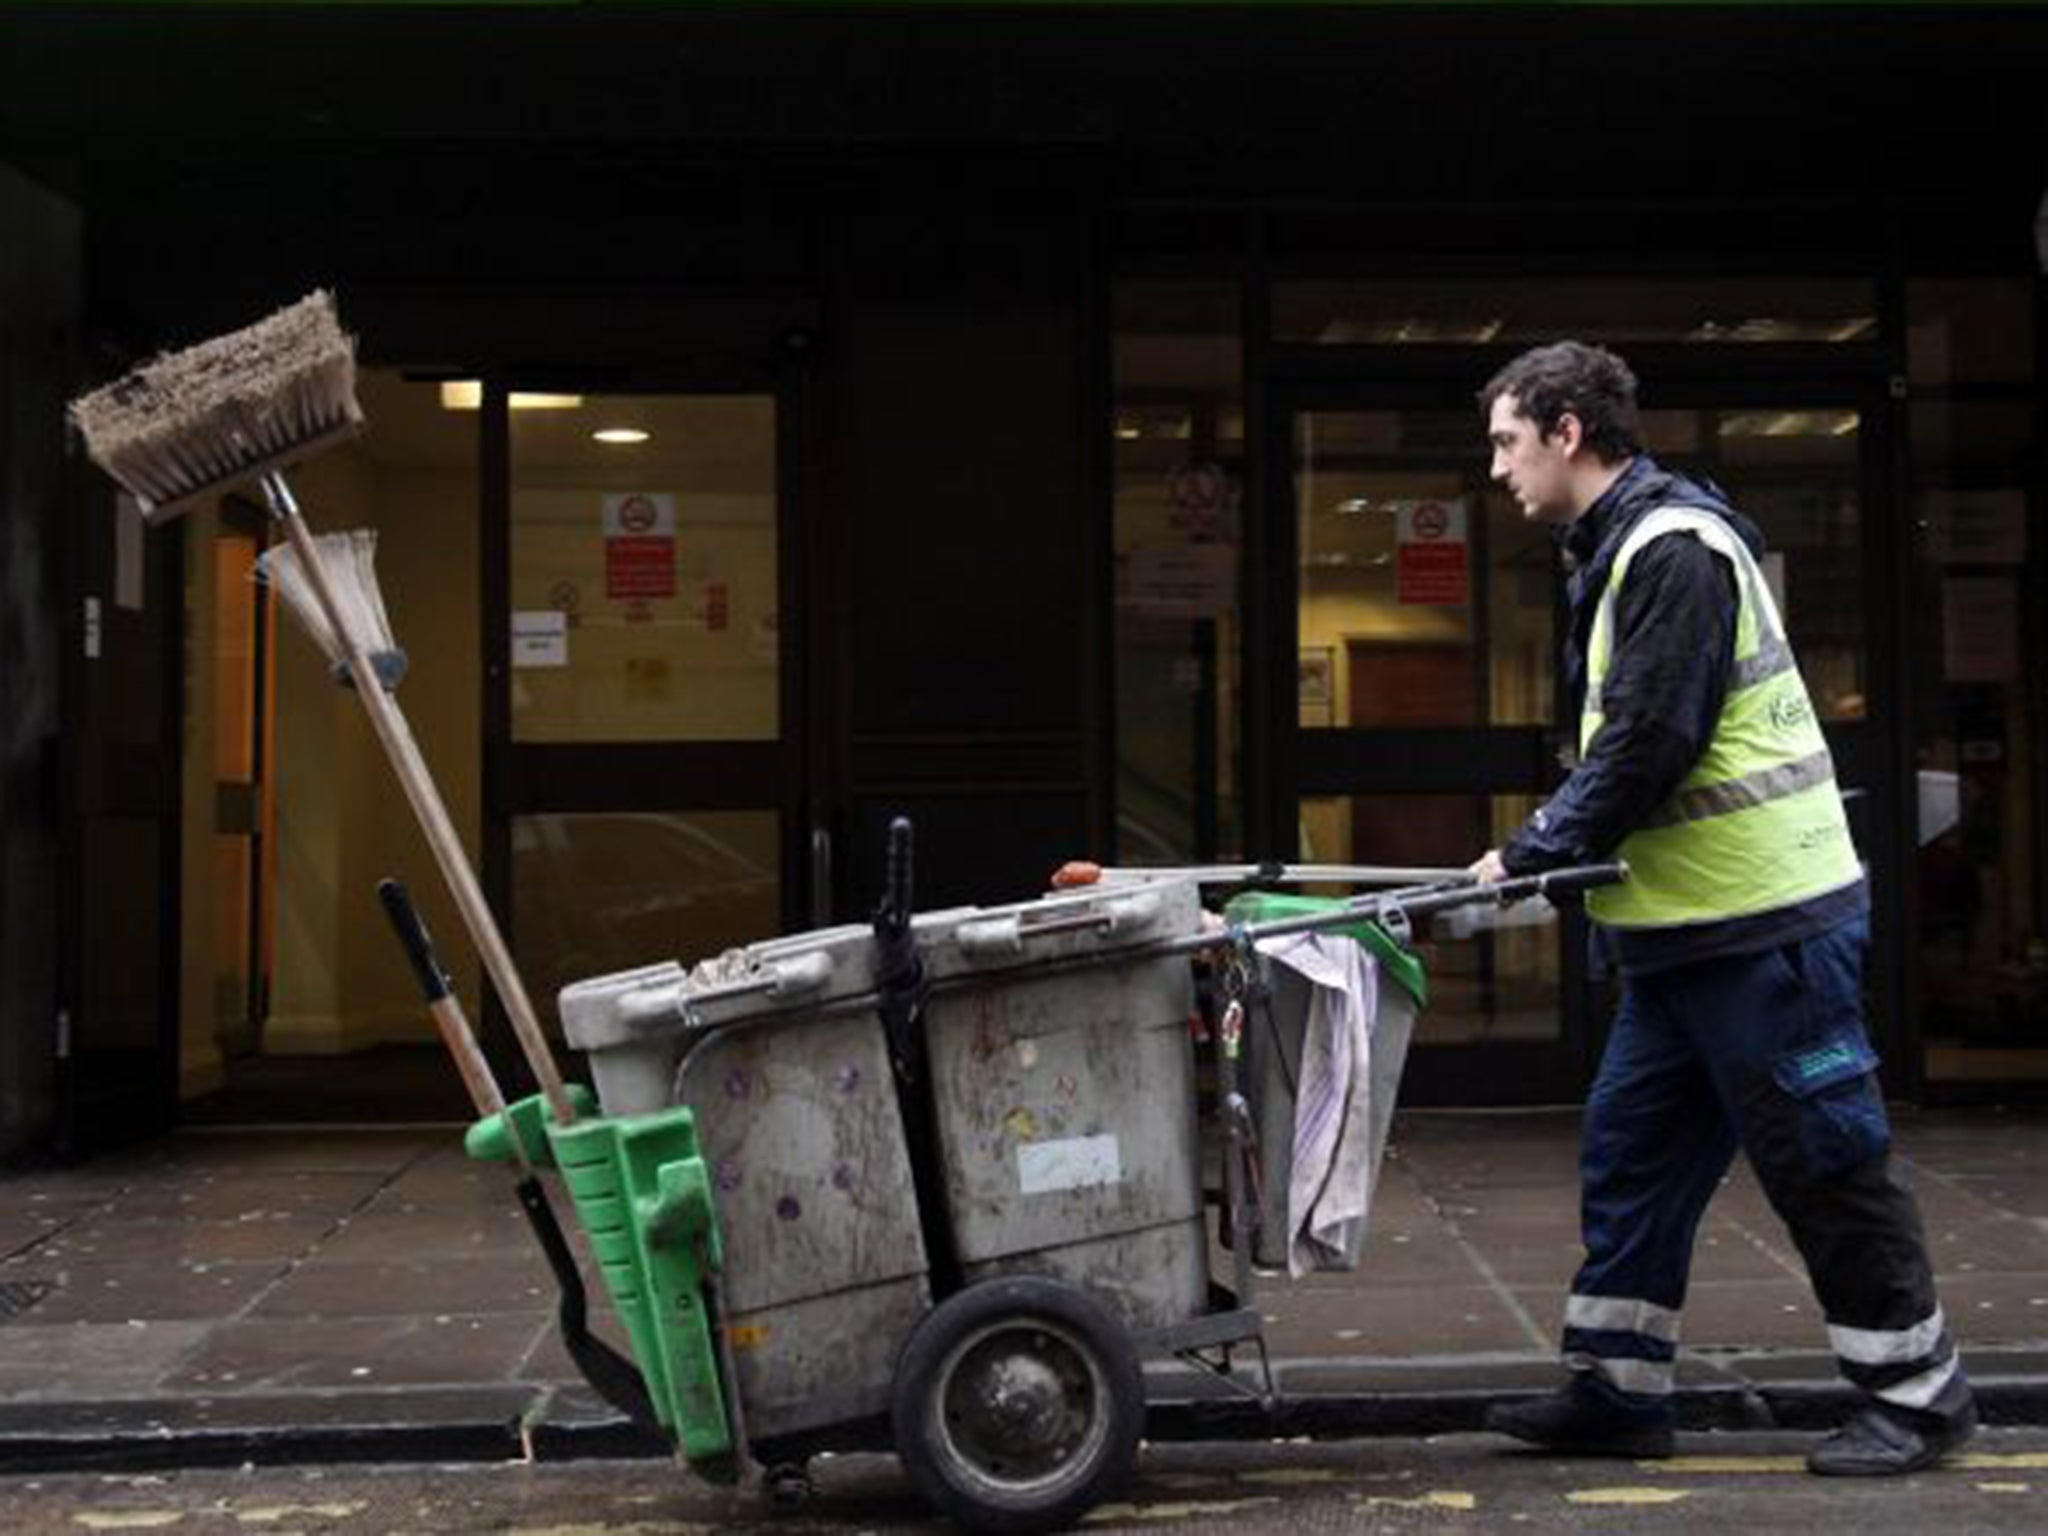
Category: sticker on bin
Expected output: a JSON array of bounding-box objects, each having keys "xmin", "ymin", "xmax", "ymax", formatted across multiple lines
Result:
[{"xmin": 1018, "ymin": 1134, "xmax": 1123, "ymax": 1195}]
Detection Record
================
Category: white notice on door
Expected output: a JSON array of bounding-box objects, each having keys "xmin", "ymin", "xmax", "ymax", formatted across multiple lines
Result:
[
  {"xmin": 511, "ymin": 610, "xmax": 569, "ymax": 669},
  {"xmin": 1018, "ymin": 1134, "xmax": 1123, "ymax": 1196}
]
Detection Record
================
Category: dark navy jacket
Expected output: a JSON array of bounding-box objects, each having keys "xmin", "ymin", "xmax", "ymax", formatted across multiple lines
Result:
[{"xmin": 1500, "ymin": 455, "xmax": 1867, "ymax": 974}]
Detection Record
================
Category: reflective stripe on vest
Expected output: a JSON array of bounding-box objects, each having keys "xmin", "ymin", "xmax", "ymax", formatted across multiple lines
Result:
[{"xmin": 1580, "ymin": 507, "xmax": 1861, "ymax": 929}]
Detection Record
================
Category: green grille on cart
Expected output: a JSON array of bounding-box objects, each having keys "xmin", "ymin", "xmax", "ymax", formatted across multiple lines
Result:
[{"xmin": 467, "ymin": 1094, "xmax": 732, "ymax": 1465}]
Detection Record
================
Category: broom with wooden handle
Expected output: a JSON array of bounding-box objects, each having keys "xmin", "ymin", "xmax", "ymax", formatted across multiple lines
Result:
[{"xmin": 68, "ymin": 290, "xmax": 577, "ymax": 1127}]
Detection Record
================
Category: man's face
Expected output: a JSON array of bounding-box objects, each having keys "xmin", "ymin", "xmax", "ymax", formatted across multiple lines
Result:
[{"xmin": 1487, "ymin": 393, "xmax": 1580, "ymax": 525}]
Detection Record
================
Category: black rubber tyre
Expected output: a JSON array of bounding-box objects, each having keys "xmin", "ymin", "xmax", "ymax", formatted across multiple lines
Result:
[
  {"xmin": 890, "ymin": 1276, "xmax": 1145, "ymax": 1535},
  {"xmin": 762, "ymin": 1461, "xmax": 813, "ymax": 1510}
]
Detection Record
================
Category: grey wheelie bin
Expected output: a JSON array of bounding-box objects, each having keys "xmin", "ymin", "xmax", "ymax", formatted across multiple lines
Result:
[{"xmin": 558, "ymin": 863, "xmax": 1210, "ymax": 1531}]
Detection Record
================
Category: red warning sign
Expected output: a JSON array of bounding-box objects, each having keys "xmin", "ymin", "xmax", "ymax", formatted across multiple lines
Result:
[
  {"xmin": 1395, "ymin": 499, "xmax": 1469, "ymax": 607},
  {"xmin": 602, "ymin": 493, "xmax": 677, "ymax": 600}
]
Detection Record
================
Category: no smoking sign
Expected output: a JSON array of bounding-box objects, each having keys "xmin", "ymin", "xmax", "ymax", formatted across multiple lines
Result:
[{"xmin": 1395, "ymin": 499, "xmax": 1469, "ymax": 606}]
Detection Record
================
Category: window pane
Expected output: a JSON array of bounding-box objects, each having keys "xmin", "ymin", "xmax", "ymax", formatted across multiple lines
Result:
[
  {"xmin": 1908, "ymin": 279, "xmax": 2035, "ymax": 387},
  {"xmin": 1113, "ymin": 282, "xmax": 1243, "ymax": 863},
  {"xmin": 1274, "ymin": 278, "xmax": 1877, "ymax": 347},
  {"xmin": 1295, "ymin": 411, "xmax": 1554, "ymax": 728},
  {"xmin": 513, "ymin": 810, "xmax": 780, "ymax": 1033},
  {"xmin": 510, "ymin": 394, "xmax": 778, "ymax": 743},
  {"xmin": 1300, "ymin": 793, "xmax": 1558, "ymax": 1046},
  {"xmin": 1909, "ymin": 403, "xmax": 2044, "ymax": 1087}
]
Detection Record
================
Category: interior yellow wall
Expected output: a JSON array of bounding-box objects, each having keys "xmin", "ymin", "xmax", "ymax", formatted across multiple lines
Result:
[
  {"xmin": 510, "ymin": 487, "xmax": 776, "ymax": 742},
  {"xmin": 260, "ymin": 449, "xmax": 484, "ymax": 1055}
]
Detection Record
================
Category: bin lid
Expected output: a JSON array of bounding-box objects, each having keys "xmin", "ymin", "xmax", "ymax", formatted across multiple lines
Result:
[{"xmin": 1222, "ymin": 891, "xmax": 1428, "ymax": 1007}]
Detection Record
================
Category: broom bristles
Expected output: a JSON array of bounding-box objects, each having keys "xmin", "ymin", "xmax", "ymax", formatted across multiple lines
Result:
[
  {"xmin": 68, "ymin": 290, "xmax": 363, "ymax": 520},
  {"xmin": 256, "ymin": 529, "xmax": 400, "ymax": 677}
]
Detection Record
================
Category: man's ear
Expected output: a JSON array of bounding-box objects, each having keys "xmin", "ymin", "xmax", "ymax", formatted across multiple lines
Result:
[{"xmin": 1551, "ymin": 410, "xmax": 1585, "ymax": 458}]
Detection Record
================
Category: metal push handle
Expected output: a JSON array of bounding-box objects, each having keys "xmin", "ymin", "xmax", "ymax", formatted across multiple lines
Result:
[
  {"xmin": 1517, "ymin": 862, "xmax": 1629, "ymax": 900},
  {"xmin": 1167, "ymin": 861, "xmax": 1629, "ymax": 956},
  {"xmin": 1052, "ymin": 860, "xmax": 1465, "ymax": 889}
]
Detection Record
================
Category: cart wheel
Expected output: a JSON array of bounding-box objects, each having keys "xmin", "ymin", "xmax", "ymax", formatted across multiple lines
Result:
[
  {"xmin": 891, "ymin": 1276, "xmax": 1144, "ymax": 1535},
  {"xmin": 763, "ymin": 1461, "xmax": 813, "ymax": 1510}
]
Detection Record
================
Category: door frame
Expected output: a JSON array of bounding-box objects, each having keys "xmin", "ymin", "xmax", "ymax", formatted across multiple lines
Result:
[
  {"xmin": 210, "ymin": 495, "xmax": 278, "ymax": 1062},
  {"xmin": 1255, "ymin": 344, "xmax": 1905, "ymax": 1104},
  {"xmin": 476, "ymin": 357, "xmax": 818, "ymax": 1081},
  {"xmin": 56, "ymin": 480, "xmax": 185, "ymax": 1155}
]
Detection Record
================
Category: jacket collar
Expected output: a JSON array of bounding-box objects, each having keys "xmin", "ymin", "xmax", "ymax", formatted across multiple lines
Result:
[{"xmin": 1562, "ymin": 454, "xmax": 1656, "ymax": 571}]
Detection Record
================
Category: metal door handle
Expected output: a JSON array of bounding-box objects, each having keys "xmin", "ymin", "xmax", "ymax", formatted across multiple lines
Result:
[{"xmin": 810, "ymin": 826, "xmax": 832, "ymax": 928}]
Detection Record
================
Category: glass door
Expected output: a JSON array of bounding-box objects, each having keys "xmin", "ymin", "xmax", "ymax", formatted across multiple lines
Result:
[
  {"xmin": 1278, "ymin": 396, "xmax": 1575, "ymax": 1101},
  {"xmin": 1273, "ymin": 384, "xmax": 1884, "ymax": 1103},
  {"xmin": 488, "ymin": 385, "xmax": 800, "ymax": 1039},
  {"xmin": 1908, "ymin": 400, "xmax": 2046, "ymax": 1095}
]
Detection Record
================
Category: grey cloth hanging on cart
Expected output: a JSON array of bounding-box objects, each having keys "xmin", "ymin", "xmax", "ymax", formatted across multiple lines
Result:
[{"xmin": 1258, "ymin": 933, "xmax": 1381, "ymax": 1277}]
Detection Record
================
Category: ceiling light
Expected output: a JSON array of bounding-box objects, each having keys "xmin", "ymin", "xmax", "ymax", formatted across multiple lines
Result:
[
  {"xmin": 592, "ymin": 428, "xmax": 651, "ymax": 445},
  {"xmin": 437, "ymin": 381, "xmax": 585, "ymax": 411},
  {"xmin": 1718, "ymin": 409, "xmax": 1860, "ymax": 439}
]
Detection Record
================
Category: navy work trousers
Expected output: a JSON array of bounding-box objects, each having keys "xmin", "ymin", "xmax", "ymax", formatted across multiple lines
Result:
[{"xmin": 1567, "ymin": 915, "xmax": 1968, "ymax": 1424}]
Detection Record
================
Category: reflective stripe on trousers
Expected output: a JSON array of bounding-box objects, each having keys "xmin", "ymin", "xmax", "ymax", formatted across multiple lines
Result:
[
  {"xmin": 1831, "ymin": 1307, "xmax": 1964, "ymax": 1412},
  {"xmin": 1563, "ymin": 1293, "xmax": 1681, "ymax": 1400}
]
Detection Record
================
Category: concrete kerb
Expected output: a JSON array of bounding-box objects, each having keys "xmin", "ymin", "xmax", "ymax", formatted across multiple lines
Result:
[{"xmin": 4, "ymin": 1358, "xmax": 2047, "ymax": 1474}]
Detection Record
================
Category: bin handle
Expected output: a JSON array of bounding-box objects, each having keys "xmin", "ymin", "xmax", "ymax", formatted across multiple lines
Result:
[
  {"xmin": 957, "ymin": 888, "xmax": 1164, "ymax": 961},
  {"xmin": 621, "ymin": 949, "xmax": 836, "ymax": 1033}
]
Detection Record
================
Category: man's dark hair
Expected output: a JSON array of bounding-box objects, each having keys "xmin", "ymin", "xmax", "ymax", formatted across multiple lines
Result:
[{"xmin": 1479, "ymin": 341, "xmax": 1642, "ymax": 462}]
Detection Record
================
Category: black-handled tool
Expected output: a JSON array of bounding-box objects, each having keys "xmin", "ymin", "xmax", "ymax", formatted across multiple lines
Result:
[
  {"xmin": 869, "ymin": 818, "xmax": 960, "ymax": 1298},
  {"xmin": 379, "ymin": 876, "xmax": 452, "ymax": 1001},
  {"xmin": 376, "ymin": 878, "xmax": 657, "ymax": 1431}
]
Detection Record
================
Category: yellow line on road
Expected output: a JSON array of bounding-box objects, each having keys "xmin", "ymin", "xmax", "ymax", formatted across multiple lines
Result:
[
  {"xmin": 1084, "ymin": 1495, "xmax": 1283, "ymax": 1523},
  {"xmin": 1656, "ymin": 1456, "xmax": 1806, "ymax": 1474},
  {"xmin": 1566, "ymin": 1487, "xmax": 1693, "ymax": 1506},
  {"xmin": 1355, "ymin": 1491, "xmax": 1479, "ymax": 1511}
]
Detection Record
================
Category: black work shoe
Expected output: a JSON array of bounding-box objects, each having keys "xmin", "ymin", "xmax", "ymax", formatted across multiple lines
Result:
[
  {"xmin": 1484, "ymin": 1387, "xmax": 1675, "ymax": 1459},
  {"xmin": 1806, "ymin": 1404, "xmax": 1977, "ymax": 1477}
]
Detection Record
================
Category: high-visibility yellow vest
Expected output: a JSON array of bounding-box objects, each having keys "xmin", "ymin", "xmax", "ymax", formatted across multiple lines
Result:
[{"xmin": 1581, "ymin": 507, "xmax": 1861, "ymax": 929}]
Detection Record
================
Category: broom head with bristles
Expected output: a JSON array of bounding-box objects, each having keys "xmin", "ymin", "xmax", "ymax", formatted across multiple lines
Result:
[
  {"xmin": 256, "ymin": 529, "xmax": 408, "ymax": 691},
  {"xmin": 68, "ymin": 290, "xmax": 364, "ymax": 523}
]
